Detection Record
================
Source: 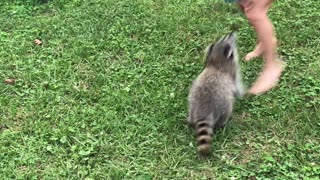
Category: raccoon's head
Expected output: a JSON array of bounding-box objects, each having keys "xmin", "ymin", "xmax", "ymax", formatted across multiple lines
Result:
[{"xmin": 205, "ymin": 32, "xmax": 239, "ymax": 69}]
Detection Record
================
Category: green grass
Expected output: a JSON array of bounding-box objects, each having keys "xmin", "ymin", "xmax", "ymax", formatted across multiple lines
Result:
[{"xmin": 0, "ymin": 0, "xmax": 319, "ymax": 179}]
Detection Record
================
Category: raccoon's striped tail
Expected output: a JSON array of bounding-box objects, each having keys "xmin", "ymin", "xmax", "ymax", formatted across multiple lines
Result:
[{"xmin": 195, "ymin": 116, "xmax": 214, "ymax": 155}]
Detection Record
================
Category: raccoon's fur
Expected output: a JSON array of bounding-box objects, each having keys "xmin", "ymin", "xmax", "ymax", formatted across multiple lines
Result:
[{"xmin": 187, "ymin": 32, "xmax": 245, "ymax": 155}]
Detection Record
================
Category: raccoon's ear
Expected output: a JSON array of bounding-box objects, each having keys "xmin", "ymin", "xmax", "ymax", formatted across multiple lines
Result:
[
  {"xmin": 223, "ymin": 44, "xmax": 233, "ymax": 60},
  {"xmin": 207, "ymin": 43, "xmax": 214, "ymax": 56},
  {"xmin": 206, "ymin": 44, "xmax": 214, "ymax": 58}
]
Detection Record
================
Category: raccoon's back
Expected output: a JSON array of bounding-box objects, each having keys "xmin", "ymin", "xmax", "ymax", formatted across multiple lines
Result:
[{"xmin": 189, "ymin": 70, "xmax": 235, "ymax": 106}]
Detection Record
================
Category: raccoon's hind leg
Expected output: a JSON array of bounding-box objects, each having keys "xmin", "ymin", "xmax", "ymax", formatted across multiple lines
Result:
[
  {"xmin": 187, "ymin": 106, "xmax": 195, "ymax": 128},
  {"xmin": 214, "ymin": 105, "xmax": 233, "ymax": 131}
]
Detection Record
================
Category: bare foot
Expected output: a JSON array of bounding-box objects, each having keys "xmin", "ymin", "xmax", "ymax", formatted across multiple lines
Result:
[
  {"xmin": 245, "ymin": 43, "xmax": 263, "ymax": 61},
  {"xmin": 245, "ymin": 38, "xmax": 277, "ymax": 61},
  {"xmin": 247, "ymin": 59, "xmax": 285, "ymax": 95}
]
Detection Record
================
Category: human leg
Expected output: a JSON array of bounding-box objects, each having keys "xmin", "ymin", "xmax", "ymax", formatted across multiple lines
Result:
[{"xmin": 240, "ymin": 0, "xmax": 284, "ymax": 94}]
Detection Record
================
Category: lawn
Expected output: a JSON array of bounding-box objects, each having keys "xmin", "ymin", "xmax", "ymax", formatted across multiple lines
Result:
[{"xmin": 0, "ymin": 0, "xmax": 319, "ymax": 179}]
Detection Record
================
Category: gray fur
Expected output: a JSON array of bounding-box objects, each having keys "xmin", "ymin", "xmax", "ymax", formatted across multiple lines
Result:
[{"xmin": 187, "ymin": 32, "xmax": 245, "ymax": 155}]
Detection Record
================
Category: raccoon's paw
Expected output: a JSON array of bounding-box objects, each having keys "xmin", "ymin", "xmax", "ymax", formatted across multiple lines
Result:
[
  {"xmin": 186, "ymin": 117, "xmax": 194, "ymax": 127},
  {"xmin": 235, "ymin": 84, "xmax": 248, "ymax": 98},
  {"xmin": 234, "ymin": 90, "xmax": 244, "ymax": 98},
  {"xmin": 187, "ymin": 116, "xmax": 191, "ymax": 123},
  {"xmin": 214, "ymin": 123, "xmax": 226, "ymax": 131}
]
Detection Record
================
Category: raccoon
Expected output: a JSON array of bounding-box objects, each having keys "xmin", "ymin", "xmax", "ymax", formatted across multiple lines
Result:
[{"xmin": 187, "ymin": 32, "xmax": 245, "ymax": 155}]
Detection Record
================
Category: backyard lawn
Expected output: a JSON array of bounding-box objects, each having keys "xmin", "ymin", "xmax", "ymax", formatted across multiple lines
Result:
[{"xmin": 0, "ymin": 0, "xmax": 319, "ymax": 179}]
